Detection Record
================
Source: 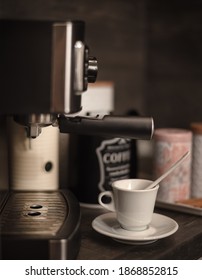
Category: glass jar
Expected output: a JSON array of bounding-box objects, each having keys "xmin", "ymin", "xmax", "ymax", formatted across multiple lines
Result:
[{"xmin": 153, "ymin": 128, "xmax": 192, "ymax": 203}]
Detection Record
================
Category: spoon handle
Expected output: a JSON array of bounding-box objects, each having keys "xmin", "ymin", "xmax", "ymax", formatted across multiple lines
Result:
[{"xmin": 146, "ymin": 151, "xmax": 190, "ymax": 190}]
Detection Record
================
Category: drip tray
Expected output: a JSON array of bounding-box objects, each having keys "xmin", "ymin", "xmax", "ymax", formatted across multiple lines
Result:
[{"xmin": 0, "ymin": 190, "xmax": 80, "ymax": 260}]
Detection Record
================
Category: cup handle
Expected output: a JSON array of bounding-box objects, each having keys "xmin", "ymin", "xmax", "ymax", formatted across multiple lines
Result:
[{"xmin": 98, "ymin": 191, "xmax": 115, "ymax": 212}]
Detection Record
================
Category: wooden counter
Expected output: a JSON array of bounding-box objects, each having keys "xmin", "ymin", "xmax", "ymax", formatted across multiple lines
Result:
[{"xmin": 77, "ymin": 206, "xmax": 202, "ymax": 260}]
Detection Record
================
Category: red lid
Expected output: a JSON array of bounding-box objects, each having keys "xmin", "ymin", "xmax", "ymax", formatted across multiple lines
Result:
[{"xmin": 191, "ymin": 123, "xmax": 202, "ymax": 135}]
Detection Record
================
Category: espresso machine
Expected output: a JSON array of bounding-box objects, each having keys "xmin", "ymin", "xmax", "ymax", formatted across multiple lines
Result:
[{"xmin": 0, "ymin": 19, "xmax": 154, "ymax": 259}]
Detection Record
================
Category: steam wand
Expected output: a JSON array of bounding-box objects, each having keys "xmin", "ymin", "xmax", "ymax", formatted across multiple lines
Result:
[{"xmin": 58, "ymin": 114, "xmax": 154, "ymax": 140}]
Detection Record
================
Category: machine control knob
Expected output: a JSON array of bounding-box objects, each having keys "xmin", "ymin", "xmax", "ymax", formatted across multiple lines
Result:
[
  {"xmin": 87, "ymin": 56, "xmax": 98, "ymax": 83},
  {"xmin": 84, "ymin": 46, "xmax": 98, "ymax": 90},
  {"xmin": 74, "ymin": 42, "xmax": 98, "ymax": 92}
]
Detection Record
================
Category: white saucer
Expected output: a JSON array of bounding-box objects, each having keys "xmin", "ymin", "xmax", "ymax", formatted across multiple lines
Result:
[{"xmin": 92, "ymin": 212, "xmax": 178, "ymax": 245}]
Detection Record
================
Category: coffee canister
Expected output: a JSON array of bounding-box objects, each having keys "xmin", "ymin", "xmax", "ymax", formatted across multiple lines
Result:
[
  {"xmin": 190, "ymin": 123, "xmax": 202, "ymax": 198},
  {"xmin": 68, "ymin": 82, "xmax": 137, "ymax": 206},
  {"xmin": 153, "ymin": 128, "xmax": 192, "ymax": 203}
]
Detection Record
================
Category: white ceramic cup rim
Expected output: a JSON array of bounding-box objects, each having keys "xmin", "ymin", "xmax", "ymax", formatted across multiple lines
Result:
[{"xmin": 111, "ymin": 179, "xmax": 159, "ymax": 192}]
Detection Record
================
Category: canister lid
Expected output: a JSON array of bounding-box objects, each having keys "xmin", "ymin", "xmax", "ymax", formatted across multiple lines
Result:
[
  {"xmin": 81, "ymin": 81, "xmax": 114, "ymax": 114},
  {"xmin": 154, "ymin": 128, "xmax": 192, "ymax": 142},
  {"xmin": 190, "ymin": 123, "xmax": 202, "ymax": 134}
]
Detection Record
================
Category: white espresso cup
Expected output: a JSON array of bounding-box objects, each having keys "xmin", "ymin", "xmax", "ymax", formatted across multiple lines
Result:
[{"xmin": 98, "ymin": 179, "xmax": 159, "ymax": 231}]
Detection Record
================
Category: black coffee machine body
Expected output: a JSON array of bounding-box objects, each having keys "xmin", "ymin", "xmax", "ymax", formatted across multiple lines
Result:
[{"xmin": 0, "ymin": 19, "xmax": 153, "ymax": 259}]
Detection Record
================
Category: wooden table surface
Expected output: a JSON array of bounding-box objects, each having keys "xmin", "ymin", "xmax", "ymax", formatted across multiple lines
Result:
[{"xmin": 77, "ymin": 206, "xmax": 202, "ymax": 260}]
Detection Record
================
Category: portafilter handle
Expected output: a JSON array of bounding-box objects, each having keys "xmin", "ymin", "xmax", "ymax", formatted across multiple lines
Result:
[{"xmin": 58, "ymin": 115, "xmax": 154, "ymax": 140}]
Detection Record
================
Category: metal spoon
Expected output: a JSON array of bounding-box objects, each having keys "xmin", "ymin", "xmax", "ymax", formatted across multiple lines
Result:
[{"xmin": 145, "ymin": 151, "xmax": 190, "ymax": 190}]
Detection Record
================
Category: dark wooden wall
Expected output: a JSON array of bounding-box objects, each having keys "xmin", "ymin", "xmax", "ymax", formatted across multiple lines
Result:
[
  {"xmin": 1, "ymin": 0, "xmax": 202, "ymax": 128},
  {"xmin": 146, "ymin": 0, "xmax": 202, "ymax": 128}
]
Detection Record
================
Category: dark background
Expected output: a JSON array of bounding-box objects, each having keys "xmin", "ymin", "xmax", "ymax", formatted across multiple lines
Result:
[{"xmin": 1, "ymin": 0, "xmax": 202, "ymax": 129}]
